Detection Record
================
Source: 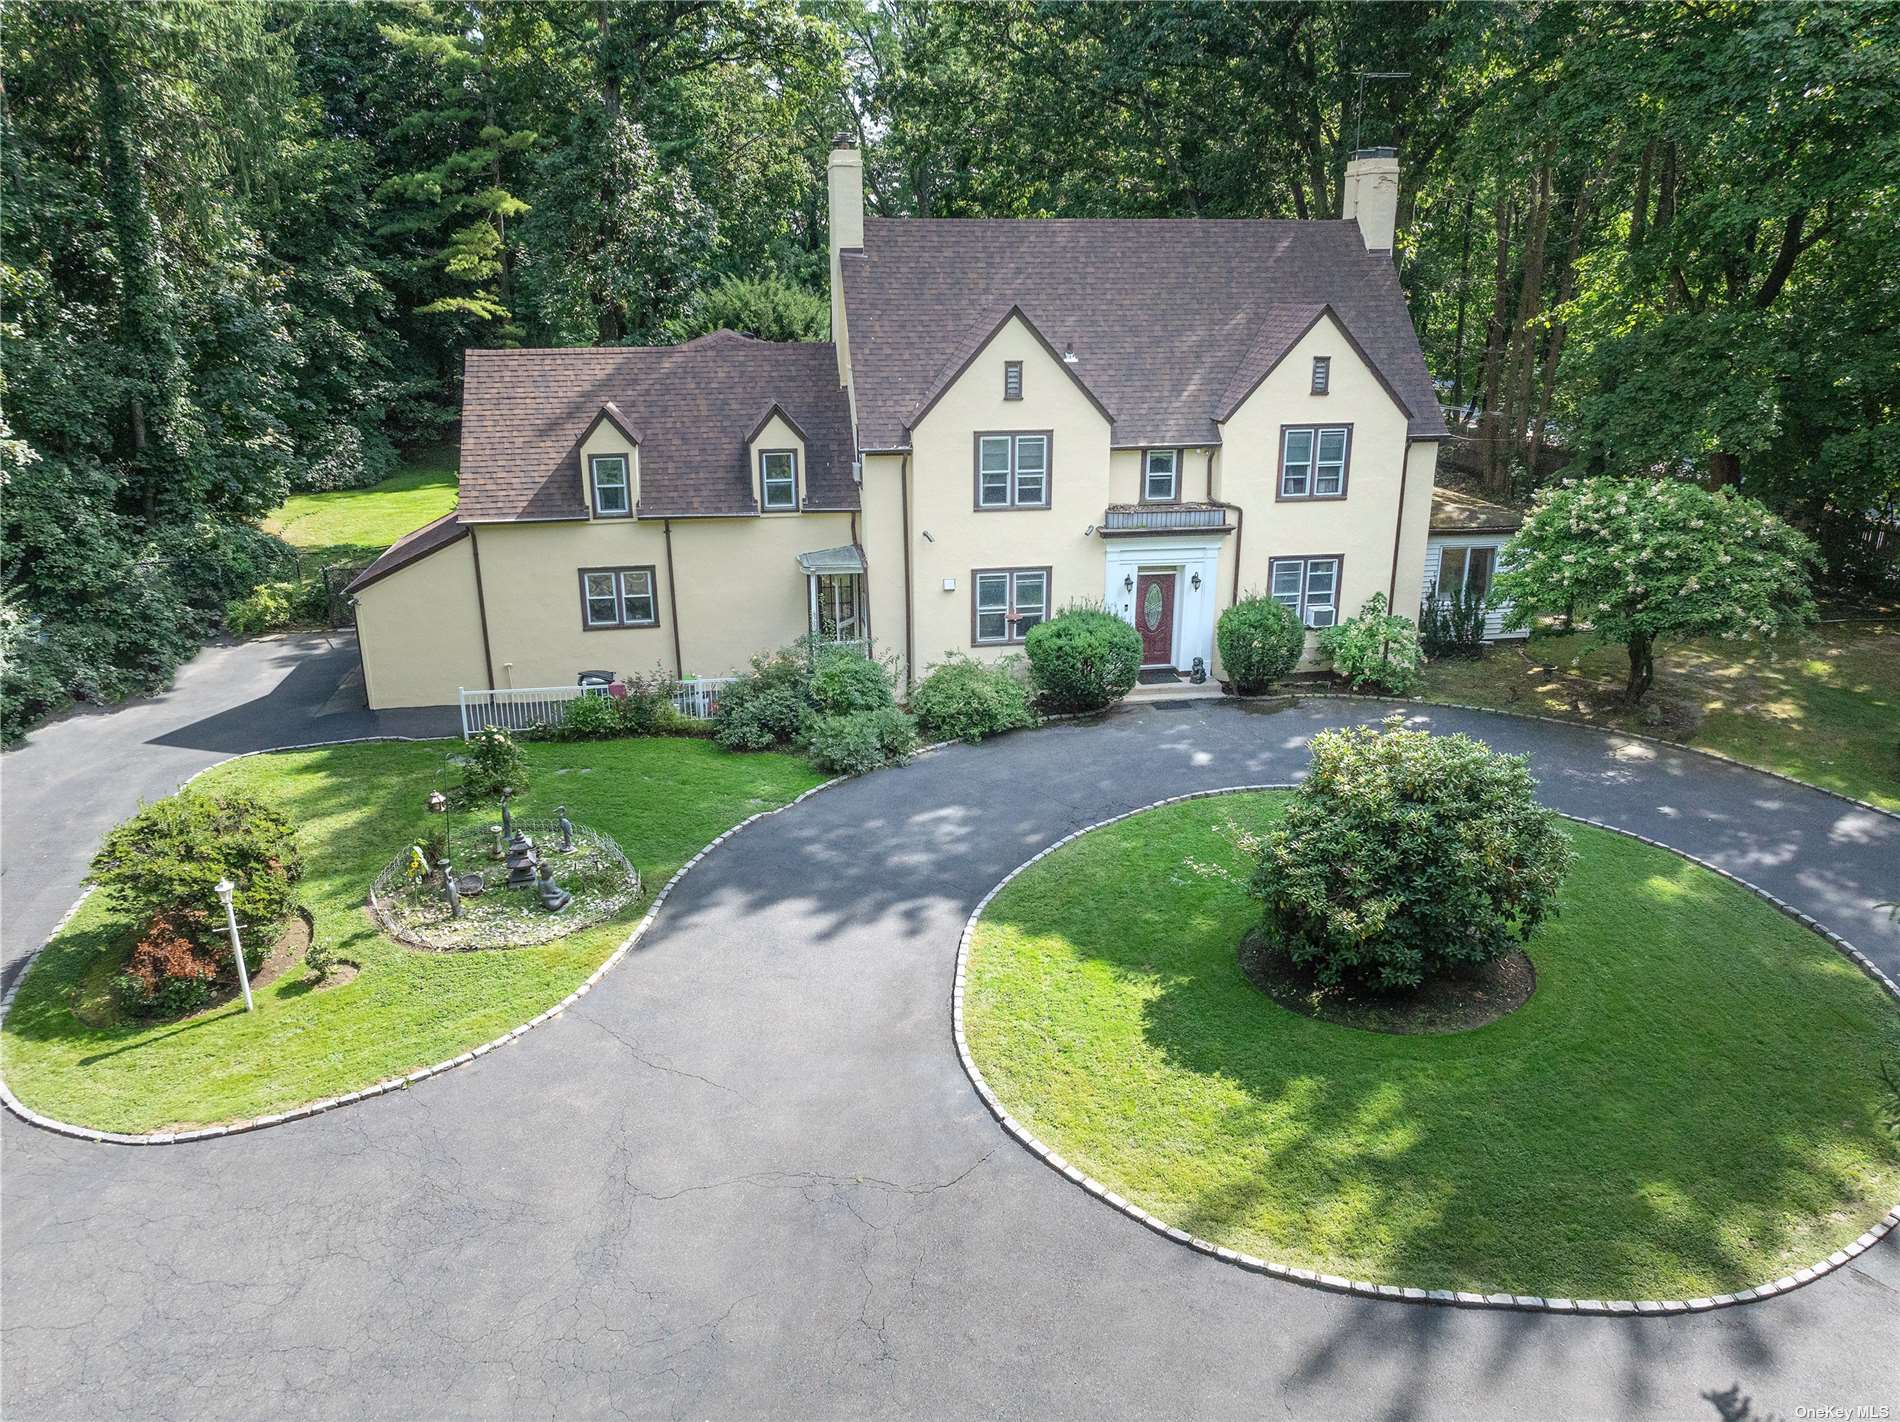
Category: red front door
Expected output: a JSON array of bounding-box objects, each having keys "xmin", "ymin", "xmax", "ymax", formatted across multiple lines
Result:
[{"xmin": 1136, "ymin": 571, "xmax": 1176, "ymax": 666}]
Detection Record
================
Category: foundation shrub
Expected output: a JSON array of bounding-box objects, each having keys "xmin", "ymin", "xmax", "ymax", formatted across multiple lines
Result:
[
  {"xmin": 1216, "ymin": 595, "xmax": 1306, "ymax": 694},
  {"xmin": 908, "ymin": 654, "xmax": 1035, "ymax": 742},
  {"xmin": 803, "ymin": 705, "xmax": 919, "ymax": 776},
  {"xmin": 1025, "ymin": 603, "xmax": 1141, "ymax": 713}
]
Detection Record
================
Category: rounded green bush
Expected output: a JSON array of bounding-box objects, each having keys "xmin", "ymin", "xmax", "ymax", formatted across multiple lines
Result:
[
  {"xmin": 1216, "ymin": 595, "xmax": 1306, "ymax": 693},
  {"xmin": 1025, "ymin": 605, "xmax": 1142, "ymax": 713},
  {"xmin": 1250, "ymin": 717, "xmax": 1575, "ymax": 991},
  {"xmin": 908, "ymin": 654, "xmax": 1035, "ymax": 742},
  {"xmin": 88, "ymin": 788, "xmax": 305, "ymax": 946},
  {"xmin": 808, "ymin": 647, "xmax": 895, "ymax": 715},
  {"xmin": 803, "ymin": 706, "xmax": 919, "ymax": 775},
  {"xmin": 713, "ymin": 649, "xmax": 813, "ymax": 750}
]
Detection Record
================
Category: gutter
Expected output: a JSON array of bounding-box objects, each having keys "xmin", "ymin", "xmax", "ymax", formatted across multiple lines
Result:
[
  {"xmin": 899, "ymin": 454, "xmax": 914, "ymax": 690},
  {"xmin": 1387, "ymin": 440, "xmax": 1418, "ymax": 609},
  {"xmin": 849, "ymin": 511, "xmax": 872, "ymax": 648},
  {"xmin": 468, "ymin": 525, "xmax": 498, "ymax": 691},
  {"xmin": 663, "ymin": 518, "xmax": 684, "ymax": 678},
  {"xmin": 1206, "ymin": 448, "xmax": 1245, "ymax": 606}
]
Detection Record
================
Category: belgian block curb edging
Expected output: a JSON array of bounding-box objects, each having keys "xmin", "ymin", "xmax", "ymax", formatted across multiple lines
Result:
[{"xmin": 949, "ymin": 784, "xmax": 1900, "ymax": 1316}]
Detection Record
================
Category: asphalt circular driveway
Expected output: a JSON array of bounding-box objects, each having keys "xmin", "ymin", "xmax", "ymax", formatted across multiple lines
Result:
[{"xmin": 4, "ymin": 685, "xmax": 1898, "ymax": 1420}]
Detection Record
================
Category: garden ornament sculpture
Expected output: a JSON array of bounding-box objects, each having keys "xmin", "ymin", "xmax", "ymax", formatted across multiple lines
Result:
[
  {"xmin": 535, "ymin": 860, "xmax": 572, "ymax": 912},
  {"xmin": 557, "ymin": 805, "xmax": 576, "ymax": 853},
  {"xmin": 443, "ymin": 860, "xmax": 463, "ymax": 918},
  {"xmin": 499, "ymin": 788, "xmax": 515, "ymax": 840}
]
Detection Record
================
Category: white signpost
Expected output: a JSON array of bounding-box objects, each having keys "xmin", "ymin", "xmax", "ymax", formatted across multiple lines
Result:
[{"xmin": 214, "ymin": 878, "xmax": 255, "ymax": 1013}]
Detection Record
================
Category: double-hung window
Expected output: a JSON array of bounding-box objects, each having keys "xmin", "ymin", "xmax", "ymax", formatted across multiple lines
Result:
[
  {"xmin": 1143, "ymin": 449, "xmax": 1179, "ymax": 502},
  {"xmin": 759, "ymin": 450, "xmax": 799, "ymax": 511},
  {"xmin": 590, "ymin": 454, "xmax": 631, "ymax": 517},
  {"xmin": 1279, "ymin": 426, "xmax": 1350, "ymax": 499},
  {"xmin": 1268, "ymin": 556, "xmax": 1341, "ymax": 629},
  {"xmin": 975, "ymin": 433, "xmax": 1051, "ymax": 509},
  {"xmin": 972, "ymin": 567, "xmax": 1049, "ymax": 644},
  {"xmin": 579, "ymin": 566, "xmax": 659, "ymax": 630},
  {"xmin": 1432, "ymin": 545, "xmax": 1497, "ymax": 602}
]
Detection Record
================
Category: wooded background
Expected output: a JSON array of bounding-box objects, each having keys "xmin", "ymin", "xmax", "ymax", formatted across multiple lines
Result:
[{"xmin": 3, "ymin": 1, "xmax": 1896, "ymax": 733}]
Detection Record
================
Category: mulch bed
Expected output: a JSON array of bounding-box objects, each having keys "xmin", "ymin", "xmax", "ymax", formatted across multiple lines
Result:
[{"xmin": 1238, "ymin": 926, "xmax": 1535, "ymax": 1035}]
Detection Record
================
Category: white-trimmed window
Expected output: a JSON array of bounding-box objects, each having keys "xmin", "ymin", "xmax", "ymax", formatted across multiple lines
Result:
[
  {"xmin": 1268, "ymin": 556, "xmax": 1340, "ymax": 629},
  {"xmin": 580, "ymin": 566, "xmax": 659, "ymax": 630},
  {"xmin": 1280, "ymin": 426, "xmax": 1350, "ymax": 499},
  {"xmin": 975, "ymin": 433, "xmax": 1051, "ymax": 509},
  {"xmin": 1143, "ymin": 449, "xmax": 1178, "ymax": 502},
  {"xmin": 973, "ymin": 567, "xmax": 1049, "ymax": 644},
  {"xmin": 759, "ymin": 450, "xmax": 798, "ymax": 511},
  {"xmin": 1432, "ymin": 545, "xmax": 1497, "ymax": 601},
  {"xmin": 590, "ymin": 454, "xmax": 631, "ymax": 517}
]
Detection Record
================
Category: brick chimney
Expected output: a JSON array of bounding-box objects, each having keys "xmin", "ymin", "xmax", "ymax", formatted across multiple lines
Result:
[
  {"xmin": 1342, "ymin": 147, "xmax": 1399, "ymax": 253},
  {"xmin": 827, "ymin": 136, "xmax": 864, "ymax": 388}
]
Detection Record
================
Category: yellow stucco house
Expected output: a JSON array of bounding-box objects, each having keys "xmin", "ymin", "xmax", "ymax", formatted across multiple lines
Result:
[{"xmin": 348, "ymin": 142, "xmax": 1447, "ymax": 709}]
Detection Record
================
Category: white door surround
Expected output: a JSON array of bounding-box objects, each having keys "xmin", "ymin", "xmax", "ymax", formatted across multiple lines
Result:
[{"xmin": 1101, "ymin": 537, "xmax": 1222, "ymax": 674}]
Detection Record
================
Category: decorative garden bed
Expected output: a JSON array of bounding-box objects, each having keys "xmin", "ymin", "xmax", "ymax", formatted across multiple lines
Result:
[{"xmin": 368, "ymin": 817, "xmax": 640, "ymax": 951}]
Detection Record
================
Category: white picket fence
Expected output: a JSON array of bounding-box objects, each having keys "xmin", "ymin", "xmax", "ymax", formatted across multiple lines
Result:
[{"xmin": 458, "ymin": 677, "xmax": 737, "ymax": 739}]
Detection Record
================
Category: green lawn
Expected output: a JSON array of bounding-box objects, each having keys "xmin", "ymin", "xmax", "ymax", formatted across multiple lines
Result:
[
  {"xmin": 263, "ymin": 446, "xmax": 460, "ymax": 567},
  {"xmin": 1418, "ymin": 620, "xmax": 1900, "ymax": 810},
  {"xmin": 964, "ymin": 792, "xmax": 1900, "ymax": 1299},
  {"xmin": 0, "ymin": 737, "xmax": 825, "ymax": 1133}
]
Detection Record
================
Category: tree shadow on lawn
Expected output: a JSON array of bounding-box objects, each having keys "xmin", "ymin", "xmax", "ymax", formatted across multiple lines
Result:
[{"xmin": 971, "ymin": 807, "xmax": 1900, "ymax": 1298}]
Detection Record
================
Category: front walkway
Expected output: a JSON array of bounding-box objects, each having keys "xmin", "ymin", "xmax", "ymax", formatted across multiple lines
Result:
[{"xmin": 2, "ymin": 697, "xmax": 1895, "ymax": 1419}]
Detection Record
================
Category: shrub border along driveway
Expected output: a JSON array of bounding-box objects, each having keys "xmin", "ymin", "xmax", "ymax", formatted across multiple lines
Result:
[
  {"xmin": 950, "ymin": 784, "xmax": 1900, "ymax": 1317},
  {"xmin": 0, "ymin": 735, "xmax": 850, "ymax": 1146}
]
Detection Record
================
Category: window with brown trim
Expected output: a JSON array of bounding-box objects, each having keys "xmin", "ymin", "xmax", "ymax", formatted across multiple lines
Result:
[
  {"xmin": 758, "ymin": 449, "xmax": 799, "ymax": 511},
  {"xmin": 1003, "ymin": 360, "xmax": 1023, "ymax": 400},
  {"xmin": 971, "ymin": 567, "xmax": 1050, "ymax": 644},
  {"xmin": 1142, "ymin": 448, "xmax": 1180, "ymax": 502},
  {"xmin": 1267, "ymin": 556, "xmax": 1341, "ymax": 629},
  {"xmin": 579, "ymin": 565, "xmax": 660, "ymax": 630},
  {"xmin": 590, "ymin": 454, "xmax": 632, "ymax": 517},
  {"xmin": 974, "ymin": 432, "xmax": 1051, "ymax": 509},
  {"xmin": 1311, "ymin": 356, "xmax": 1331, "ymax": 395},
  {"xmin": 1278, "ymin": 425, "xmax": 1350, "ymax": 499}
]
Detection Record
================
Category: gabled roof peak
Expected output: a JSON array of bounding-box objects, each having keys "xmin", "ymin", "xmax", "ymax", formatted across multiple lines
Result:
[{"xmin": 907, "ymin": 302, "xmax": 1114, "ymax": 436}]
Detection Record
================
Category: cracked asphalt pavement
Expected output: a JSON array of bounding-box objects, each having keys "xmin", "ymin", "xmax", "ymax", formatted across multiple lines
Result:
[{"xmin": 3, "ymin": 636, "xmax": 1897, "ymax": 1419}]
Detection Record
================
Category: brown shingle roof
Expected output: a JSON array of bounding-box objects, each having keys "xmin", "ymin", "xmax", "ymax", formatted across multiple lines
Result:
[
  {"xmin": 345, "ymin": 511, "xmax": 467, "ymax": 594},
  {"xmin": 1430, "ymin": 487, "xmax": 1525, "ymax": 534},
  {"xmin": 458, "ymin": 331, "xmax": 856, "ymax": 521},
  {"xmin": 841, "ymin": 218, "xmax": 1447, "ymax": 450}
]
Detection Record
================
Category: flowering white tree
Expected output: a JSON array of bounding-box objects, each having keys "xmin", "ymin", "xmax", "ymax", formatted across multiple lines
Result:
[{"xmin": 1493, "ymin": 478, "xmax": 1817, "ymax": 704}]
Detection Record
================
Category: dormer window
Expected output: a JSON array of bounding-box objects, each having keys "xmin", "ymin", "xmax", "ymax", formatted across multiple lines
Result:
[
  {"xmin": 590, "ymin": 454, "xmax": 631, "ymax": 517},
  {"xmin": 1143, "ymin": 449, "xmax": 1179, "ymax": 502},
  {"xmin": 759, "ymin": 449, "xmax": 799, "ymax": 511},
  {"xmin": 1003, "ymin": 361, "xmax": 1023, "ymax": 400},
  {"xmin": 1311, "ymin": 356, "xmax": 1331, "ymax": 395}
]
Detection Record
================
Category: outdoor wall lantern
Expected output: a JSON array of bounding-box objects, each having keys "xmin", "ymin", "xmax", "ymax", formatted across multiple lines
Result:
[
  {"xmin": 1123, "ymin": 573, "xmax": 1135, "ymax": 592},
  {"xmin": 1190, "ymin": 571, "xmax": 1202, "ymax": 591}
]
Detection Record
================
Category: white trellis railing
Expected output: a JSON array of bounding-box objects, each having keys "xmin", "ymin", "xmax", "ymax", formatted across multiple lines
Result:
[
  {"xmin": 672, "ymin": 676, "xmax": 735, "ymax": 720},
  {"xmin": 459, "ymin": 685, "xmax": 600, "ymax": 738},
  {"xmin": 458, "ymin": 677, "xmax": 738, "ymax": 738}
]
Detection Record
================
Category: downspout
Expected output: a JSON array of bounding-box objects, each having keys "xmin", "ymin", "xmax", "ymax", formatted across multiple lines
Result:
[
  {"xmin": 849, "ymin": 510, "xmax": 871, "ymax": 648},
  {"xmin": 663, "ymin": 518, "xmax": 683, "ymax": 678},
  {"xmin": 1387, "ymin": 442, "xmax": 1413, "ymax": 610},
  {"xmin": 899, "ymin": 453, "xmax": 915, "ymax": 690},
  {"xmin": 349, "ymin": 597, "xmax": 373, "ymax": 709},
  {"xmin": 1206, "ymin": 448, "xmax": 1245, "ymax": 605},
  {"xmin": 468, "ymin": 525, "xmax": 498, "ymax": 691}
]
